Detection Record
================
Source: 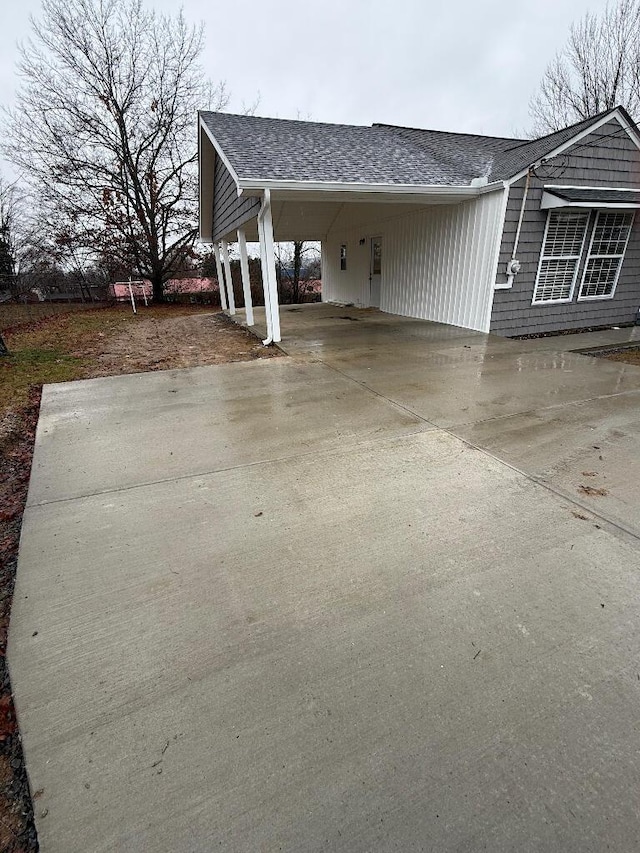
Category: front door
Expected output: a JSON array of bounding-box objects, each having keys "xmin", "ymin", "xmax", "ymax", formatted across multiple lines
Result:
[{"xmin": 369, "ymin": 237, "xmax": 382, "ymax": 308}]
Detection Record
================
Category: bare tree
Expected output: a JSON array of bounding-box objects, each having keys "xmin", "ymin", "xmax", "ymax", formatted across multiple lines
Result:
[
  {"xmin": 530, "ymin": 0, "xmax": 640, "ymax": 133},
  {"xmin": 0, "ymin": 176, "xmax": 21, "ymax": 301},
  {"xmin": 3, "ymin": 0, "xmax": 228, "ymax": 301},
  {"xmin": 276, "ymin": 241, "xmax": 320, "ymax": 304},
  {"xmin": 0, "ymin": 178, "xmax": 17, "ymax": 354}
]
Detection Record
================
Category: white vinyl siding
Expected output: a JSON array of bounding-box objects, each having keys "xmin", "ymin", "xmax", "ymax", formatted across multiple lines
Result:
[
  {"xmin": 578, "ymin": 211, "xmax": 634, "ymax": 300},
  {"xmin": 532, "ymin": 210, "xmax": 589, "ymax": 303}
]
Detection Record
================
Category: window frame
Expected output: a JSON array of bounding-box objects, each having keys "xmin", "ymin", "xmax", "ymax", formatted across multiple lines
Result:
[
  {"xmin": 531, "ymin": 210, "xmax": 590, "ymax": 306},
  {"xmin": 577, "ymin": 210, "xmax": 635, "ymax": 302},
  {"xmin": 340, "ymin": 244, "xmax": 347, "ymax": 271}
]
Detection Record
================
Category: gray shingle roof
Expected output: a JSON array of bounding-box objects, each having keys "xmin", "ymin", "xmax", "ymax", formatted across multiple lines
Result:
[
  {"xmin": 199, "ymin": 107, "xmax": 632, "ymax": 188},
  {"xmin": 372, "ymin": 124, "xmax": 520, "ymax": 182},
  {"xmin": 487, "ymin": 110, "xmax": 620, "ymax": 180},
  {"xmin": 200, "ymin": 112, "xmax": 489, "ymax": 185}
]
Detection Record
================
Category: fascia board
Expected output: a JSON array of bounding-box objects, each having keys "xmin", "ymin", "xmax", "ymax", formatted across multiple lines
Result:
[
  {"xmin": 198, "ymin": 115, "xmax": 242, "ymax": 190},
  {"xmin": 237, "ymin": 178, "xmax": 504, "ymax": 198}
]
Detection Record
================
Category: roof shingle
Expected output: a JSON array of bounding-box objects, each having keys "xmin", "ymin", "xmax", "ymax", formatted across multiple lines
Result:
[{"xmin": 199, "ymin": 107, "xmax": 633, "ymax": 188}]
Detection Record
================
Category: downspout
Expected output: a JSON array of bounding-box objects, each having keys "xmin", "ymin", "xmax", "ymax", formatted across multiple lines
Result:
[
  {"xmin": 505, "ymin": 167, "xmax": 532, "ymax": 288},
  {"xmin": 258, "ymin": 193, "xmax": 273, "ymax": 347},
  {"xmin": 257, "ymin": 188, "xmax": 275, "ymax": 345}
]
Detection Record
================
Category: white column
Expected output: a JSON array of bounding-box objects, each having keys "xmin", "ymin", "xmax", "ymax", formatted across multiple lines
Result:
[
  {"xmin": 213, "ymin": 243, "xmax": 227, "ymax": 311},
  {"xmin": 261, "ymin": 194, "xmax": 281, "ymax": 343},
  {"xmin": 237, "ymin": 228, "xmax": 254, "ymax": 326},
  {"xmin": 221, "ymin": 239, "xmax": 236, "ymax": 315},
  {"xmin": 257, "ymin": 214, "xmax": 273, "ymax": 341}
]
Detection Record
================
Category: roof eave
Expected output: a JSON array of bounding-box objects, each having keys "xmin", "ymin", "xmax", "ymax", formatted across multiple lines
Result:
[
  {"xmin": 237, "ymin": 177, "xmax": 505, "ymax": 200},
  {"xmin": 505, "ymin": 106, "xmax": 640, "ymax": 185},
  {"xmin": 199, "ymin": 114, "xmax": 242, "ymax": 188}
]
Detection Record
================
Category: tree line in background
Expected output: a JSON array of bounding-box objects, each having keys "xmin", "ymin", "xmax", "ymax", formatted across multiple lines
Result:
[
  {"xmin": 0, "ymin": 0, "xmax": 319, "ymax": 311},
  {"xmin": 3, "ymin": 0, "xmax": 224, "ymax": 303},
  {"xmin": 200, "ymin": 243, "xmax": 321, "ymax": 307},
  {"xmin": 1, "ymin": 0, "xmax": 640, "ymax": 312},
  {"xmin": 0, "ymin": 171, "xmax": 321, "ymax": 305}
]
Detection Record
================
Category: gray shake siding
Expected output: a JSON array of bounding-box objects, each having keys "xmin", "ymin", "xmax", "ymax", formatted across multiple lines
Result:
[
  {"xmin": 491, "ymin": 121, "xmax": 640, "ymax": 336},
  {"xmin": 211, "ymin": 155, "xmax": 260, "ymax": 243}
]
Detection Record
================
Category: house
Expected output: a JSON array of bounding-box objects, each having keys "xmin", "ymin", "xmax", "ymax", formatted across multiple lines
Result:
[
  {"xmin": 198, "ymin": 106, "xmax": 640, "ymax": 341},
  {"xmin": 110, "ymin": 278, "xmax": 218, "ymax": 302}
]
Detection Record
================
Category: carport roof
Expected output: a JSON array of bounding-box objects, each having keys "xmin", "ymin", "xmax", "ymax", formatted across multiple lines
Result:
[
  {"xmin": 199, "ymin": 106, "xmax": 639, "ymax": 188},
  {"xmin": 199, "ymin": 111, "xmax": 499, "ymax": 186}
]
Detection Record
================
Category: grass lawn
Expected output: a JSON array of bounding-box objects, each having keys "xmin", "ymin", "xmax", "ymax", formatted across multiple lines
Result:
[{"xmin": 0, "ymin": 302, "xmax": 278, "ymax": 852}]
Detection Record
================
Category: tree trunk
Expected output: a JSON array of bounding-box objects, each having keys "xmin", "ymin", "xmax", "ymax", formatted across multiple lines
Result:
[
  {"xmin": 292, "ymin": 241, "xmax": 303, "ymax": 304},
  {"xmin": 151, "ymin": 274, "xmax": 164, "ymax": 303}
]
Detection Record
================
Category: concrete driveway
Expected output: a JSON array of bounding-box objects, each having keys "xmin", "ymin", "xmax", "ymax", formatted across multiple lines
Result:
[
  {"xmin": 10, "ymin": 306, "xmax": 640, "ymax": 852},
  {"xmin": 239, "ymin": 304, "xmax": 640, "ymax": 537}
]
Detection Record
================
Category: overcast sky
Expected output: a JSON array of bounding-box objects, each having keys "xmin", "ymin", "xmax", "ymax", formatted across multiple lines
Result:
[{"xmin": 0, "ymin": 0, "xmax": 611, "ymax": 153}]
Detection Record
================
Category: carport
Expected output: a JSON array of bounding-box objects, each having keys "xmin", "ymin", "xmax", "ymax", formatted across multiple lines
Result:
[{"xmin": 199, "ymin": 112, "xmax": 508, "ymax": 342}]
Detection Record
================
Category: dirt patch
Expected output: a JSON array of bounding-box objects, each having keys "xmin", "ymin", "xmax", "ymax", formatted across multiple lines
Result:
[
  {"xmin": 90, "ymin": 311, "xmax": 278, "ymax": 376},
  {"xmin": 1, "ymin": 306, "xmax": 278, "ymax": 413},
  {"xmin": 0, "ymin": 304, "xmax": 281, "ymax": 851}
]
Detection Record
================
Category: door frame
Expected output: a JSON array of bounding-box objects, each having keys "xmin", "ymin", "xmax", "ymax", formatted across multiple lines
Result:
[{"xmin": 369, "ymin": 235, "xmax": 382, "ymax": 308}]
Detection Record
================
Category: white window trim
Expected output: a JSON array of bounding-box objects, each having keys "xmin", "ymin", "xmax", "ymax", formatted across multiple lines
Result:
[
  {"xmin": 577, "ymin": 210, "xmax": 635, "ymax": 301},
  {"xmin": 531, "ymin": 210, "xmax": 590, "ymax": 305},
  {"xmin": 340, "ymin": 243, "xmax": 347, "ymax": 271}
]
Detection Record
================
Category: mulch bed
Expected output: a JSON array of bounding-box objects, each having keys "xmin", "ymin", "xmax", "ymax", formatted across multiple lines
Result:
[
  {"xmin": 0, "ymin": 390, "xmax": 41, "ymax": 852},
  {"xmin": 511, "ymin": 323, "xmax": 636, "ymax": 339},
  {"xmin": 580, "ymin": 344, "xmax": 640, "ymax": 366}
]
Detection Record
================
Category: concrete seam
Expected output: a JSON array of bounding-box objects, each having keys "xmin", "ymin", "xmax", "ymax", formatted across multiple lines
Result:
[
  {"xmin": 437, "ymin": 387, "xmax": 640, "ymax": 430},
  {"xmin": 26, "ymin": 426, "xmax": 436, "ymax": 510},
  {"xmin": 315, "ymin": 357, "xmax": 640, "ymax": 548}
]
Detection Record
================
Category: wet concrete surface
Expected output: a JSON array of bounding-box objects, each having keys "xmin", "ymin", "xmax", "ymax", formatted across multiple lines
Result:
[
  {"xmin": 236, "ymin": 305, "xmax": 640, "ymax": 535},
  {"xmin": 10, "ymin": 304, "xmax": 640, "ymax": 851},
  {"xmin": 27, "ymin": 359, "xmax": 427, "ymax": 505}
]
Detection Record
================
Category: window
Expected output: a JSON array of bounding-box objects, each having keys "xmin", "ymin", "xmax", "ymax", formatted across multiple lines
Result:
[
  {"xmin": 371, "ymin": 238, "xmax": 382, "ymax": 275},
  {"xmin": 578, "ymin": 211, "xmax": 634, "ymax": 299},
  {"xmin": 340, "ymin": 244, "xmax": 347, "ymax": 271},
  {"xmin": 532, "ymin": 210, "xmax": 589, "ymax": 303}
]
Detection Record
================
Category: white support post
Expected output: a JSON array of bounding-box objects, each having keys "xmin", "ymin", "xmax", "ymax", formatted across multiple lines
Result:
[
  {"xmin": 221, "ymin": 239, "xmax": 236, "ymax": 315},
  {"xmin": 257, "ymin": 214, "xmax": 273, "ymax": 341},
  {"xmin": 261, "ymin": 192, "xmax": 281, "ymax": 343},
  {"xmin": 237, "ymin": 228, "xmax": 254, "ymax": 326},
  {"xmin": 127, "ymin": 276, "xmax": 137, "ymax": 315},
  {"xmin": 213, "ymin": 243, "xmax": 227, "ymax": 311}
]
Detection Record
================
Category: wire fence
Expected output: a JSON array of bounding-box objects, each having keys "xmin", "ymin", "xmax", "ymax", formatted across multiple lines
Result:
[{"xmin": 0, "ymin": 302, "xmax": 103, "ymax": 332}]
